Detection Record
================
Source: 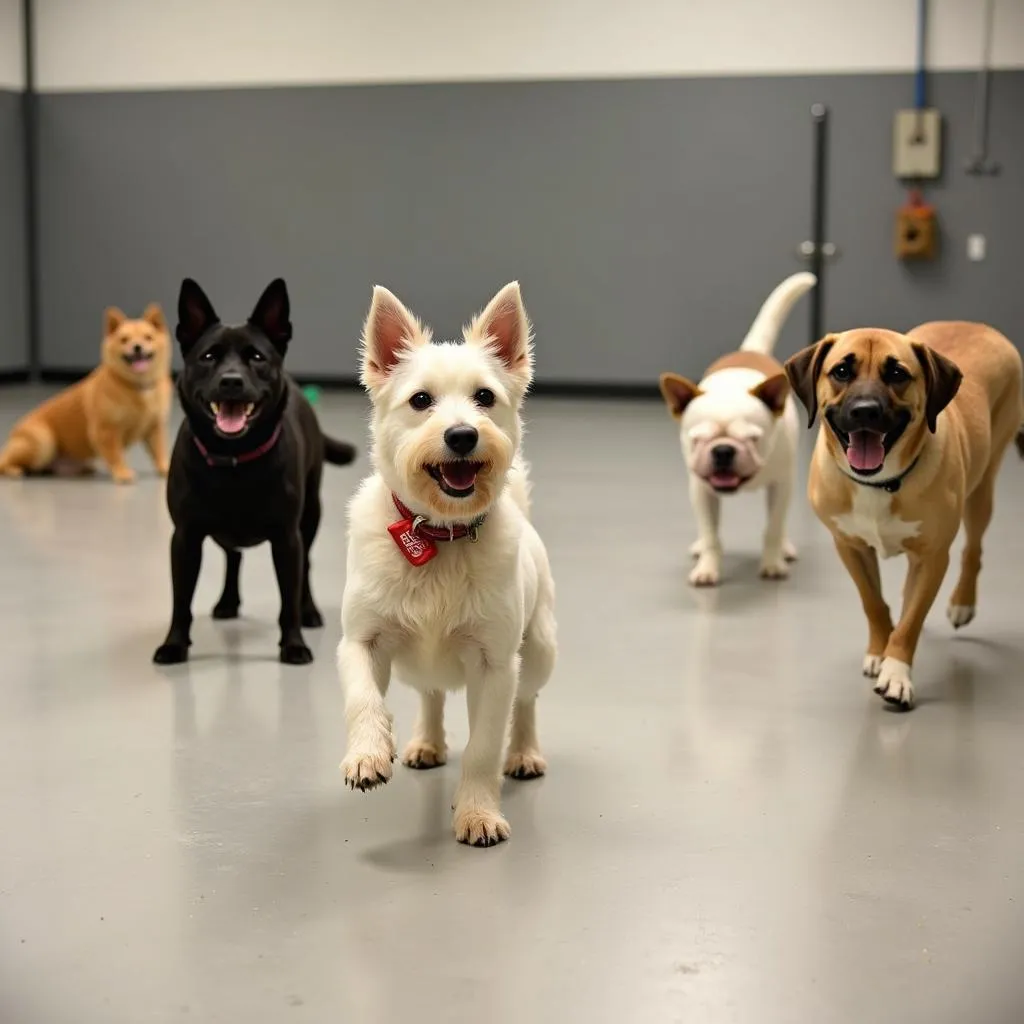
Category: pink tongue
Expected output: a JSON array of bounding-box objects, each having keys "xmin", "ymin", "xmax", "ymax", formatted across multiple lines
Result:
[
  {"xmin": 848, "ymin": 430, "xmax": 885, "ymax": 472},
  {"xmin": 216, "ymin": 403, "xmax": 248, "ymax": 434},
  {"xmin": 710, "ymin": 471, "xmax": 741, "ymax": 489},
  {"xmin": 131, "ymin": 359, "xmax": 150, "ymax": 374},
  {"xmin": 441, "ymin": 462, "xmax": 479, "ymax": 490}
]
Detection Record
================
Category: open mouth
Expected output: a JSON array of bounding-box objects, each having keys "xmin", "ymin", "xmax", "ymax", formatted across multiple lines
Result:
[
  {"xmin": 827, "ymin": 411, "xmax": 910, "ymax": 476},
  {"xmin": 209, "ymin": 400, "xmax": 258, "ymax": 436},
  {"xmin": 425, "ymin": 460, "xmax": 485, "ymax": 498},
  {"xmin": 707, "ymin": 471, "xmax": 747, "ymax": 493},
  {"xmin": 122, "ymin": 352, "xmax": 153, "ymax": 374}
]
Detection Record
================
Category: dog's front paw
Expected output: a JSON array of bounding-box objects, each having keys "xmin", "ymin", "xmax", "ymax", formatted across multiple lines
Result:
[
  {"xmin": 341, "ymin": 748, "xmax": 394, "ymax": 791},
  {"xmin": 453, "ymin": 807, "xmax": 510, "ymax": 847},
  {"xmin": 211, "ymin": 600, "xmax": 239, "ymax": 620},
  {"xmin": 153, "ymin": 642, "xmax": 189, "ymax": 665},
  {"xmin": 873, "ymin": 658, "xmax": 915, "ymax": 710},
  {"xmin": 280, "ymin": 641, "xmax": 314, "ymax": 665},
  {"xmin": 783, "ymin": 540, "xmax": 798, "ymax": 562},
  {"xmin": 759, "ymin": 557, "xmax": 790, "ymax": 581},
  {"xmin": 862, "ymin": 653, "xmax": 884, "ymax": 678},
  {"xmin": 112, "ymin": 468, "xmax": 136, "ymax": 484},
  {"xmin": 301, "ymin": 605, "xmax": 324, "ymax": 629},
  {"xmin": 689, "ymin": 555, "xmax": 720, "ymax": 587},
  {"xmin": 504, "ymin": 749, "xmax": 547, "ymax": 780},
  {"xmin": 402, "ymin": 739, "xmax": 447, "ymax": 770},
  {"xmin": 947, "ymin": 604, "xmax": 975, "ymax": 630}
]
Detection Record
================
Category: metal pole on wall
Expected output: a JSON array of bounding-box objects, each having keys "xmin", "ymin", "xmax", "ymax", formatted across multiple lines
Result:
[
  {"xmin": 21, "ymin": 0, "xmax": 40, "ymax": 381},
  {"xmin": 808, "ymin": 103, "xmax": 829, "ymax": 345}
]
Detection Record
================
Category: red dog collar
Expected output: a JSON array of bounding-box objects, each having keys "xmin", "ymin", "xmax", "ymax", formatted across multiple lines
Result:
[
  {"xmin": 192, "ymin": 422, "xmax": 283, "ymax": 468},
  {"xmin": 388, "ymin": 494, "xmax": 485, "ymax": 566}
]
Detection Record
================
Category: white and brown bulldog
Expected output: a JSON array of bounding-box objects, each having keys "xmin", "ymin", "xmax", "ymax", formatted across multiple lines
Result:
[
  {"xmin": 785, "ymin": 322, "xmax": 1023, "ymax": 709},
  {"xmin": 659, "ymin": 272, "xmax": 816, "ymax": 585}
]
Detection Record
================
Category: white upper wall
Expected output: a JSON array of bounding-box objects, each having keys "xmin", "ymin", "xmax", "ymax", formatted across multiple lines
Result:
[
  {"xmin": 0, "ymin": 0, "xmax": 23, "ymax": 89},
  {"xmin": 35, "ymin": 0, "xmax": 1024, "ymax": 92}
]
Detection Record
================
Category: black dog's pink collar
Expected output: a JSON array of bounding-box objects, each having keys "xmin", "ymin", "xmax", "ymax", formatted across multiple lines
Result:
[{"xmin": 192, "ymin": 422, "xmax": 283, "ymax": 468}]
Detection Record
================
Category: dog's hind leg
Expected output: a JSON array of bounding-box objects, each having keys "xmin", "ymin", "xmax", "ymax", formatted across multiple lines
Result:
[
  {"xmin": 504, "ymin": 604, "xmax": 556, "ymax": 781},
  {"xmin": 212, "ymin": 547, "xmax": 242, "ymax": 619},
  {"xmin": 0, "ymin": 424, "xmax": 56, "ymax": 477},
  {"xmin": 299, "ymin": 475, "xmax": 324, "ymax": 628},
  {"xmin": 948, "ymin": 462, "xmax": 1001, "ymax": 630},
  {"xmin": 402, "ymin": 691, "xmax": 448, "ymax": 769}
]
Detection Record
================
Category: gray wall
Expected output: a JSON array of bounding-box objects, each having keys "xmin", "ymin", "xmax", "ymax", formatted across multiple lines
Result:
[
  {"xmin": 36, "ymin": 72, "xmax": 1024, "ymax": 384},
  {"xmin": 0, "ymin": 89, "xmax": 26, "ymax": 372}
]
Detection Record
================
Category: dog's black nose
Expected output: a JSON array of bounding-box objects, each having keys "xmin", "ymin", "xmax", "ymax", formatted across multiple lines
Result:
[
  {"xmin": 444, "ymin": 425, "xmax": 479, "ymax": 457},
  {"xmin": 131, "ymin": 344, "xmax": 145, "ymax": 357},
  {"xmin": 218, "ymin": 373, "xmax": 245, "ymax": 397},
  {"xmin": 847, "ymin": 397, "xmax": 884, "ymax": 429},
  {"xmin": 711, "ymin": 444, "xmax": 735, "ymax": 469}
]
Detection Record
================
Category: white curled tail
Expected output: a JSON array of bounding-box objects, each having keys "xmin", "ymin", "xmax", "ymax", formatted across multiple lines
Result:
[{"xmin": 740, "ymin": 272, "xmax": 817, "ymax": 355}]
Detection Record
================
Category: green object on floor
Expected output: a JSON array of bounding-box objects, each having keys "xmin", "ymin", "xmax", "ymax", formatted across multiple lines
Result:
[{"xmin": 302, "ymin": 385, "xmax": 321, "ymax": 405}]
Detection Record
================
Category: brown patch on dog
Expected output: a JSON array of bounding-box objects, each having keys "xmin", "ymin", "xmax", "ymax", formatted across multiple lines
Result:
[{"xmin": 704, "ymin": 350, "xmax": 784, "ymax": 378}]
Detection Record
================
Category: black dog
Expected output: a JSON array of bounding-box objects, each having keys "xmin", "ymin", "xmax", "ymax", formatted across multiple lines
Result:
[{"xmin": 153, "ymin": 277, "xmax": 355, "ymax": 666}]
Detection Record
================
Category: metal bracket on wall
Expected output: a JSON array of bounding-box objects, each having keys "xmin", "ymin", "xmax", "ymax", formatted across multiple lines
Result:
[{"xmin": 797, "ymin": 241, "xmax": 840, "ymax": 263}]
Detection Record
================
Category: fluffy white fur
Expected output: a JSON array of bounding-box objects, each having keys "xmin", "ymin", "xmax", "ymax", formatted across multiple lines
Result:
[
  {"xmin": 338, "ymin": 282, "xmax": 557, "ymax": 847},
  {"xmin": 661, "ymin": 272, "xmax": 816, "ymax": 586}
]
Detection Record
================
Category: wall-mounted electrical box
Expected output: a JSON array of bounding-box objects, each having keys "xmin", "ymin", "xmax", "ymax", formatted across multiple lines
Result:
[
  {"xmin": 893, "ymin": 109, "xmax": 942, "ymax": 178},
  {"xmin": 895, "ymin": 199, "xmax": 938, "ymax": 261}
]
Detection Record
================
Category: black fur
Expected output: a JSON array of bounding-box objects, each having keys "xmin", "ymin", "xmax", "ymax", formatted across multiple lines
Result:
[{"xmin": 153, "ymin": 278, "xmax": 355, "ymax": 666}]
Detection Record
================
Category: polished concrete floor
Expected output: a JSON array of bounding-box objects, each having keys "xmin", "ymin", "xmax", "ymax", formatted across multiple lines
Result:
[{"xmin": 2, "ymin": 386, "xmax": 1024, "ymax": 1023}]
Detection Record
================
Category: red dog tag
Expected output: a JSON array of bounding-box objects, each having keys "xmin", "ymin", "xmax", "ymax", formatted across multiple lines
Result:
[{"xmin": 388, "ymin": 518, "xmax": 438, "ymax": 566}]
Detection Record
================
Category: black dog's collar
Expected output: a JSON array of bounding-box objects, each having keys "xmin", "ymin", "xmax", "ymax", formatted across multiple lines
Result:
[
  {"xmin": 193, "ymin": 422, "xmax": 283, "ymax": 468},
  {"xmin": 843, "ymin": 455, "xmax": 920, "ymax": 494}
]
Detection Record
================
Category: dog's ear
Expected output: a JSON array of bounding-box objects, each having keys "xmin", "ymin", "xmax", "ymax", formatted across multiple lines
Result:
[
  {"xmin": 249, "ymin": 278, "xmax": 292, "ymax": 354},
  {"xmin": 750, "ymin": 372, "xmax": 790, "ymax": 416},
  {"xmin": 360, "ymin": 286, "xmax": 430, "ymax": 390},
  {"xmin": 912, "ymin": 342, "xmax": 963, "ymax": 433},
  {"xmin": 467, "ymin": 282, "xmax": 533, "ymax": 389},
  {"xmin": 176, "ymin": 279, "xmax": 220, "ymax": 355},
  {"xmin": 142, "ymin": 303, "xmax": 166, "ymax": 332},
  {"xmin": 658, "ymin": 373, "xmax": 701, "ymax": 420},
  {"xmin": 784, "ymin": 334, "xmax": 837, "ymax": 427},
  {"xmin": 104, "ymin": 307, "xmax": 126, "ymax": 336}
]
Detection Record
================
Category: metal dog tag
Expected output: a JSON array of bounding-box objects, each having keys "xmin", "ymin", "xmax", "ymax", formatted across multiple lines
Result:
[{"xmin": 388, "ymin": 518, "xmax": 438, "ymax": 567}]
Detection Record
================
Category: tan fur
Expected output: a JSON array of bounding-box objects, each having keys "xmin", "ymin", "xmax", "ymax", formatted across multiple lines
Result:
[
  {"xmin": 786, "ymin": 321, "xmax": 1023, "ymax": 708},
  {"xmin": 0, "ymin": 304, "xmax": 173, "ymax": 483}
]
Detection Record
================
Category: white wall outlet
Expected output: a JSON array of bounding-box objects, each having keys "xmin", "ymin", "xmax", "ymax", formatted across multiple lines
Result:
[
  {"xmin": 893, "ymin": 109, "xmax": 942, "ymax": 179},
  {"xmin": 967, "ymin": 234, "xmax": 986, "ymax": 261}
]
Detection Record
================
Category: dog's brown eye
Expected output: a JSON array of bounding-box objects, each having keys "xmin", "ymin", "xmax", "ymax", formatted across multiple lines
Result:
[
  {"xmin": 409, "ymin": 391, "xmax": 433, "ymax": 411},
  {"xmin": 829, "ymin": 363, "xmax": 852, "ymax": 382},
  {"xmin": 248, "ymin": 348, "xmax": 265, "ymax": 363},
  {"xmin": 884, "ymin": 364, "xmax": 910, "ymax": 384},
  {"xmin": 474, "ymin": 388, "xmax": 496, "ymax": 408}
]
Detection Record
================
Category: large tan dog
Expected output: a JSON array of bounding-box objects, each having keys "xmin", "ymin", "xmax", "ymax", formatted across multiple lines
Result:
[
  {"xmin": 785, "ymin": 322, "xmax": 1022, "ymax": 709},
  {"xmin": 0, "ymin": 305, "xmax": 172, "ymax": 483}
]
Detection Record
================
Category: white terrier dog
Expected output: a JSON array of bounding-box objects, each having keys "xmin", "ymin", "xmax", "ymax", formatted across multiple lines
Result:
[
  {"xmin": 337, "ymin": 282, "xmax": 556, "ymax": 847},
  {"xmin": 659, "ymin": 272, "xmax": 816, "ymax": 586}
]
